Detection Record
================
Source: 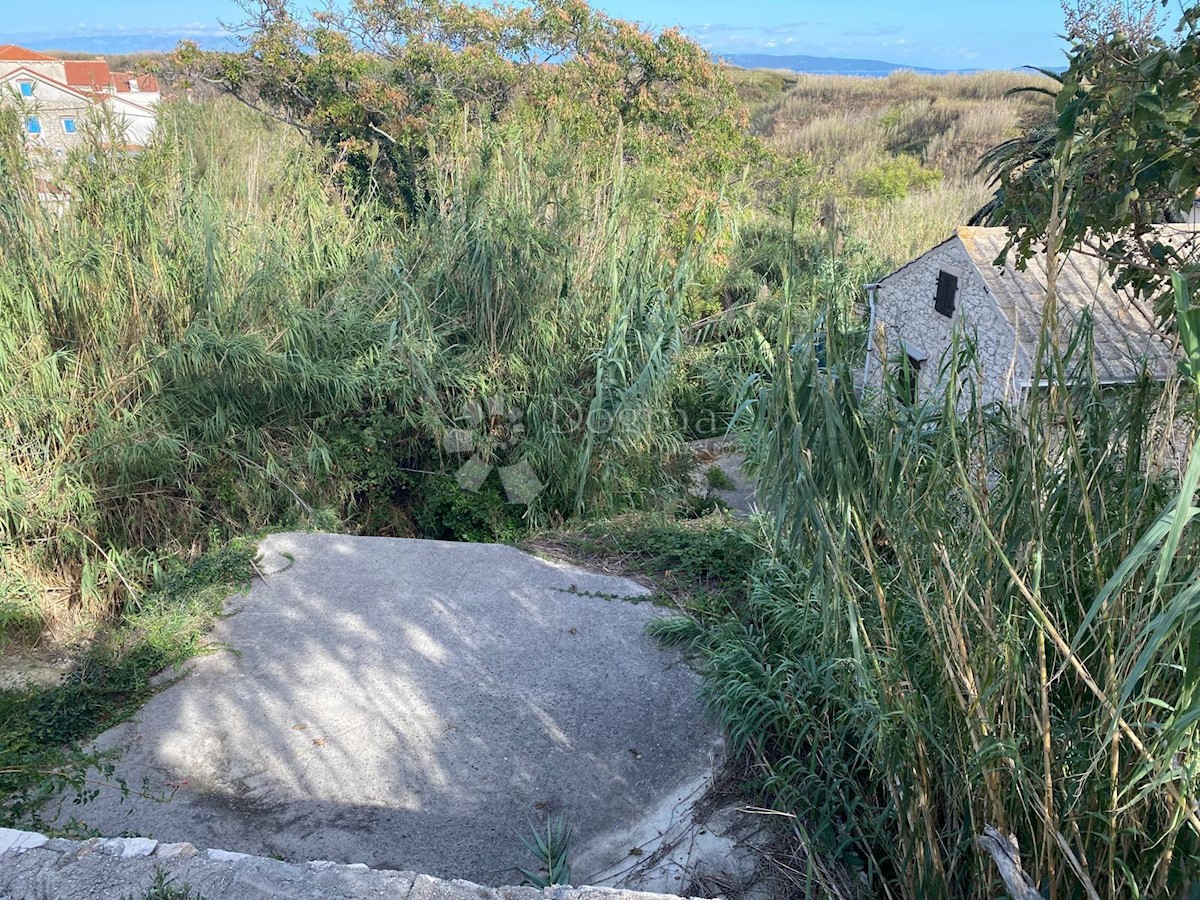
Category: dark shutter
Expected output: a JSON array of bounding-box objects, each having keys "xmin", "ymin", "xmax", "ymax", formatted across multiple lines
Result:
[{"xmin": 934, "ymin": 270, "xmax": 958, "ymax": 318}]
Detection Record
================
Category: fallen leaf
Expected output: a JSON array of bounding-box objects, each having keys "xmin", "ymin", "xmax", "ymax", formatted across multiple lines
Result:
[{"xmin": 628, "ymin": 847, "xmax": 645, "ymax": 857}]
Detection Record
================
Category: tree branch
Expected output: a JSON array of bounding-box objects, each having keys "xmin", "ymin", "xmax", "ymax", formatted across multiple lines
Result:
[{"xmin": 978, "ymin": 826, "xmax": 1045, "ymax": 900}]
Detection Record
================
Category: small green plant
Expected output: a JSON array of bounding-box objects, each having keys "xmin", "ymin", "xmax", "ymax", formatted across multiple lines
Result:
[
  {"xmin": 704, "ymin": 464, "xmax": 737, "ymax": 494},
  {"xmin": 123, "ymin": 867, "xmax": 206, "ymax": 900},
  {"xmin": 515, "ymin": 814, "xmax": 573, "ymax": 887}
]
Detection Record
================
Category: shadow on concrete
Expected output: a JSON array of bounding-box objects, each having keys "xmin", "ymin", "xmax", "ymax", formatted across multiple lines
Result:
[{"xmin": 65, "ymin": 534, "xmax": 721, "ymax": 886}]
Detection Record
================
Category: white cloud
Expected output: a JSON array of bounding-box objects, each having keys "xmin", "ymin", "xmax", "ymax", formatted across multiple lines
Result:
[{"xmin": 18, "ymin": 21, "xmax": 232, "ymax": 39}]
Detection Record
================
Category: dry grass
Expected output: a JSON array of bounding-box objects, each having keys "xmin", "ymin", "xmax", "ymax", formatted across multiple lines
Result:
[
  {"xmin": 846, "ymin": 179, "xmax": 994, "ymax": 267},
  {"xmin": 755, "ymin": 69, "xmax": 1055, "ymax": 267},
  {"xmin": 761, "ymin": 70, "xmax": 1053, "ymax": 129}
]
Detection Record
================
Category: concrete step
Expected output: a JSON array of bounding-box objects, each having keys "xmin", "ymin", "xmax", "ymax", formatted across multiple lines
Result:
[{"xmin": 0, "ymin": 829, "xmax": 698, "ymax": 900}]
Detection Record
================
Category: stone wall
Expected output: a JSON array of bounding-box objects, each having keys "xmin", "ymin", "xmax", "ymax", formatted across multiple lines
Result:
[
  {"xmin": 866, "ymin": 236, "xmax": 1030, "ymax": 408},
  {"xmin": 0, "ymin": 829, "xmax": 698, "ymax": 900},
  {"xmin": 4, "ymin": 87, "xmax": 93, "ymax": 160}
]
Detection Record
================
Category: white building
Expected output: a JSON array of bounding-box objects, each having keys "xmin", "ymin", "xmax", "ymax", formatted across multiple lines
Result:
[{"xmin": 0, "ymin": 44, "xmax": 160, "ymax": 158}]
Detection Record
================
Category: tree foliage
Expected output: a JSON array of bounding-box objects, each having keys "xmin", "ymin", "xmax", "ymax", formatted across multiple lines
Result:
[
  {"xmin": 982, "ymin": 3, "xmax": 1199, "ymax": 316},
  {"xmin": 1061, "ymin": 0, "xmax": 1168, "ymax": 50},
  {"xmin": 168, "ymin": 0, "xmax": 756, "ymax": 209}
]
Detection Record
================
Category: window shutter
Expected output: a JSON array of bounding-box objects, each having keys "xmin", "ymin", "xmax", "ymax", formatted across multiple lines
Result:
[{"xmin": 934, "ymin": 270, "xmax": 958, "ymax": 318}]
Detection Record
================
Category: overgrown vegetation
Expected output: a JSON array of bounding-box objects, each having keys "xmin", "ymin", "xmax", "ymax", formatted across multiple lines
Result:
[
  {"xmin": 0, "ymin": 93, "xmax": 734, "ymax": 644},
  {"xmin": 653, "ymin": 300, "xmax": 1199, "ymax": 897},
  {"xmin": 641, "ymin": 9, "xmax": 1200, "ymax": 897},
  {"xmin": 5, "ymin": 2, "xmax": 1200, "ymax": 898},
  {"xmin": 754, "ymin": 69, "xmax": 1056, "ymax": 264},
  {"xmin": 0, "ymin": 541, "xmax": 256, "ymax": 827}
]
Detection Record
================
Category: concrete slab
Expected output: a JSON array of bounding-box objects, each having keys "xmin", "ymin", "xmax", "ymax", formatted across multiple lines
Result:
[
  {"xmin": 63, "ymin": 533, "xmax": 720, "ymax": 887},
  {"xmin": 689, "ymin": 439, "xmax": 758, "ymax": 516}
]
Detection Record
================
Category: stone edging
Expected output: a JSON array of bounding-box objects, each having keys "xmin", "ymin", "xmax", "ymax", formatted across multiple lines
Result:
[{"xmin": 0, "ymin": 829, "xmax": 697, "ymax": 900}]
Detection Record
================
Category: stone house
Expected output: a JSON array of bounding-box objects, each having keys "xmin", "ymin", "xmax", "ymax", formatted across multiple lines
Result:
[
  {"xmin": 0, "ymin": 45, "xmax": 160, "ymax": 161},
  {"xmin": 863, "ymin": 226, "xmax": 1183, "ymax": 407}
]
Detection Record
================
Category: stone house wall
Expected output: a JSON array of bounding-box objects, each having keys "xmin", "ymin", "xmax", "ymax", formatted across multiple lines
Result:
[
  {"xmin": 865, "ymin": 236, "xmax": 1030, "ymax": 408},
  {"xmin": 1, "ymin": 79, "xmax": 93, "ymax": 161},
  {"xmin": 2, "ymin": 69, "xmax": 161, "ymax": 164},
  {"xmin": 104, "ymin": 95, "xmax": 157, "ymax": 146}
]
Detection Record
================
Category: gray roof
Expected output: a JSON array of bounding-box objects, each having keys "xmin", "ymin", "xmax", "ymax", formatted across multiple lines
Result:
[{"xmin": 955, "ymin": 226, "xmax": 1186, "ymax": 383}]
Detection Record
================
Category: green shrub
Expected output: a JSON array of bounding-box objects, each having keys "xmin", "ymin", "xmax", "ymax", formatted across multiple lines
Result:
[
  {"xmin": 854, "ymin": 154, "xmax": 943, "ymax": 201},
  {"xmin": 411, "ymin": 473, "xmax": 527, "ymax": 544}
]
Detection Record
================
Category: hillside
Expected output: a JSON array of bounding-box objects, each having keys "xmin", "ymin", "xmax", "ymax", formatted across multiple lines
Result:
[
  {"xmin": 720, "ymin": 52, "xmax": 967, "ymax": 76},
  {"xmin": 731, "ymin": 68, "xmax": 1055, "ymax": 264}
]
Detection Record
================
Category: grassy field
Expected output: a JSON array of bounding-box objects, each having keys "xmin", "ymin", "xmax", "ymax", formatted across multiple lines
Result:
[{"xmin": 734, "ymin": 68, "xmax": 1055, "ymax": 265}]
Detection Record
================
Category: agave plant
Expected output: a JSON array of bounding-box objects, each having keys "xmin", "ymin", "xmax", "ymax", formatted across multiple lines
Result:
[{"xmin": 515, "ymin": 814, "xmax": 573, "ymax": 888}]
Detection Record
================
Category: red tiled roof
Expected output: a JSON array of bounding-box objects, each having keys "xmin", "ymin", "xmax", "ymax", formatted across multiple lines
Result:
[
  {"xmin": 110, "ymin": 71, "xmax": 160, "ymax": 93},
  {"xmin": 0, "ymin": 45, "xmax": 56, "ymax": 61},
  {"xmin": 63, "ymin": 60, "xmax": 113, "ymax": 88},
  {"xmin": 0, "ymin": 66, "xmax": 94, "ymax": 101}
]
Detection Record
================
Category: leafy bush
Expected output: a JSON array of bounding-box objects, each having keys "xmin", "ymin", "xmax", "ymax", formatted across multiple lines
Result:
[
  {"xmin": 411, "ymin": 474, "xmax": 527, "ymax": 544},
  {"xmin": 854, "ymin": 154, "xmax": 943, "ymax": 201},
  {"xmin": 169, "ymin": 0, "xmax": 758, "ymax": 212}
]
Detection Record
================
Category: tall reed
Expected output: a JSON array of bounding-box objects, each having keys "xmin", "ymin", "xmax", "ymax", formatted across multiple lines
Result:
[
  {"xmin": 0, "ymin": 97, "xmax": 726, "ymax": 641},
  {"xmin": 660, "ymin": 284, "xmax": 1200, "ymax": 897}
]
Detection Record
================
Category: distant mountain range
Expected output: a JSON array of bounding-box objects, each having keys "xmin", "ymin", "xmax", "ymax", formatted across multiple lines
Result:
[
  {"xmin": 18, "ymin": 37, "xmax": 1029, "ymax": 77},
  {"xmin": 717, "ymin": 53, "xmax": 975, "ymax": 76},
  {"xmin": 20, "ymin": 33, "xmax": 236, "ymax": 56}
]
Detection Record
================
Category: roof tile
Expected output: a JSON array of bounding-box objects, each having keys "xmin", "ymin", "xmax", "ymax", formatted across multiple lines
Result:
[
  {"xmin": 0, "ymin": 45, "xmax": 56, "ymax": 62},
  {"xmin": 63, "ymin": 60, "xmax": 113, "ymax": 88},
  {"xmin": 953, "ymin": 225, "xmax": 1188, "ymax": 382}
]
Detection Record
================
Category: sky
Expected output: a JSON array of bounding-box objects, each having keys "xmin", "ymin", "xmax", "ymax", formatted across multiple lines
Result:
[{"xmin": 6, "ymin": 1, "xmax": 1071, "ymax": 71}]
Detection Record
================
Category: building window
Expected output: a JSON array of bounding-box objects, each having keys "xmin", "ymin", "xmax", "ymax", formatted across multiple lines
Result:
[
  {"xmin": 897, "ymin": 353, "xmax": 923, "ymax": 406},
  {"xmin": 62, "ymin": 117, "xmax": 77, "ymax": 134},
  {"xmin": 934, "ymin": 270, "xmax": 958, "ymax": 318},
  {"xmin": 902, "ymin": 354, "xmax": 922, "ymax": 405},
  {"xmin": 18, "ymin": 80, "xmax": 34, "ymax": 97},
  {"xmin": 25, "ymin": 116, "xmax": 41, "ymax": 135}
]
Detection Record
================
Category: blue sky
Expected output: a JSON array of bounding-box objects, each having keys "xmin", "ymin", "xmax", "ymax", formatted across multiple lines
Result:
[{"xmin": 8, "ymin": 1, "xmax": 1070, "ymax": 70}]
